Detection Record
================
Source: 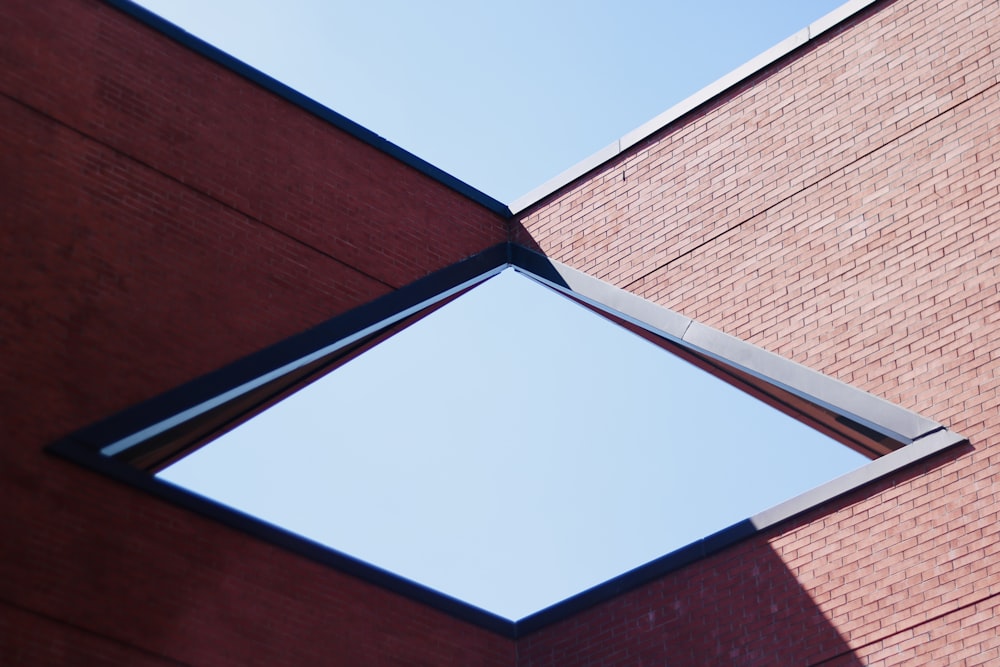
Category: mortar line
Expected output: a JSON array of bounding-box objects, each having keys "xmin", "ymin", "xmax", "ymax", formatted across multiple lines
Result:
[
  {"xmin": 0, "ymin": 595, "xmax": 195, "ymax": 666},
  {"xmin": 0, "ymin": 90, "xmax": 398, "ymax": 290},
  {"xmin": 808, "ymin": 588, "xmax": 1000, "ymax": 666},
  {"xmin": 623, "ymin": 77, "xmax": 1000, "ymax": 291}
]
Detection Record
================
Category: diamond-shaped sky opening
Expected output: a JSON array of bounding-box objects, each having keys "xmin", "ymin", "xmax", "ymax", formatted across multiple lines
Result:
[{"xmin": 157, "ymin": 268, "xmax": 868, "ymax": 620}]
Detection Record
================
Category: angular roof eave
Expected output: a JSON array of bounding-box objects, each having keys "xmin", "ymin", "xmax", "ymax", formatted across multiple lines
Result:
[
  {"xmin": 101, "ymin": 0, "xmax": 512, "ymax": 217},
  {"xmin": 508, "ymin": 0, "xmax": 885, "ymax": 215},
  {"xmin": 510, "ymin": 245, "xmax": 947, "ymax": 445},
  {"xmin": 49, "ymin": 241, "xmax": 967, "ymax": 638}
]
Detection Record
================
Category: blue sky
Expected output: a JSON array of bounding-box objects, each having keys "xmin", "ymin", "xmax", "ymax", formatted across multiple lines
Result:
[
  {"xmin": 136, "ymin": 0, "xmax": 871, "ymax": 620},
  {"xmin": 160, "ymin": 270, "xmax": 869, "ymax": 620},
  {"xmin": 132, "ymin": 0, "xmax": 848, "ymax": 203}
]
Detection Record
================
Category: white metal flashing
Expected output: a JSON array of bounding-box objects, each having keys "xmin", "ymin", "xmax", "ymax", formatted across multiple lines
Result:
[
  {"xmin": 749, "ymin": 427, "xmax": 966, "ymax": 532},
  {"xmin": 512, "ymin": 252, "xmax": 950, "ymax": 445},
  {"xmin": 99, "ymin": 266, "xmax": 504, "ymax": 457},
  {"xmin": 508, "ymin": 0, "xmax": 882, "ymax": 215},
  {"xmin": 513, "ymin": 252, "xmax": 968, "ymax": 543}
]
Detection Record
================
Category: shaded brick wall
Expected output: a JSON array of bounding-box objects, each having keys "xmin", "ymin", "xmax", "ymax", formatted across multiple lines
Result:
[
  {"xmin": 515, "ymin": 0, "xmax": 1000, "ymax": 664},
  {"xmin": 0, "ymin": 0, "xmax": 509, "ymax": 664}
]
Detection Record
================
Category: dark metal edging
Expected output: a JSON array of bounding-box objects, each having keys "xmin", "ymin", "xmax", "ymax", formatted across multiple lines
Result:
[
  {"xmin": 511, "ymin": 428, "xmax": 964, "ymax": 637},
  {"xmin": 100, "ymin": 0, "xmax": 511, "ymax": 217},
  {"xmin": 48, "ymin": 243, "xmax": 520, "ymax": 636},
  {"xmin": 72, "ymin": 244, "xmax": 510, "ymax": 455},
  {"xmin": 505, "ymin": 245, "xmax": 968, "ymax": 635},
  {"xmin": 48, "ymin": 242, "xmax": 968, "ymax": 639},
  {"xmin": 47, "ymin": 435, "xmax": 517, "ymax": 636}
]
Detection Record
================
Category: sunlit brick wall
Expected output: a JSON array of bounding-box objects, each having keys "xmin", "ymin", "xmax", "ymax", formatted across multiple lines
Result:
[
  {"xmin": 0, "ymin": 0, "xmax": 509, "ymax": 664},
  {"xmin": 515, "ymin": 0, "xmax": 1000, "ymax": 663}
]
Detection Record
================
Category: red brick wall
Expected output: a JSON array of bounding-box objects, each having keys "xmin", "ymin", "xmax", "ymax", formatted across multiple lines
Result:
[
  {"xmin": 5, "ymin": 0, "xmax": 999, "ymax": 663},
  {"xmin": 0, "ymin": 0, "xmax": 509, "ymax": 664},
  {"xmin": 515, "ymin": 0, "xmax": 1000, "ymax": 663}
]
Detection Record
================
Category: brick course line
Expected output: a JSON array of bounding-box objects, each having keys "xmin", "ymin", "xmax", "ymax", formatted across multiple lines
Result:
[
  {"xmin": 0, "ymin": 596, "xmax": 195, "ymax": 667},
  {"xmin": 623, "ymin": 76, "xmax": 1000, "ymax": 292},
  {"xmin": 808, "ymin": 589, "xmax": 1000, "ymax": 666},
  {"xmin": 0, "ymin": 90, "xmax": 398, "ymax": 291}
]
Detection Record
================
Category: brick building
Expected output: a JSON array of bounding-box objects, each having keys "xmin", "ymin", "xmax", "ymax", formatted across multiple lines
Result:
[{"xmin": 2, "ymin": 0, "xmax": 999, "ymax": 664}]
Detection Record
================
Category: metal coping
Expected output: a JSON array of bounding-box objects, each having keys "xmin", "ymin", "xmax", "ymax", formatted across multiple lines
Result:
[
  {"xmin": 100, "ymin": 0, "xmax": 511, "ymax": 217},
  {"xmin": 102, "ymin": 0, "xmax": 885, "ymax": 217},
  {"xmin": 508, "ymin": 0, "xmax": 886, "ymax": 214},
  {"xmin": 47, "ymin": 242, "xmax": 967, "ymax": 638}
]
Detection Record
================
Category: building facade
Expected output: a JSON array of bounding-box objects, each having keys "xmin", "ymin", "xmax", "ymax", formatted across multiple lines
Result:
[{"xmin": 2, "ymin": 0, "xmax": 998, "ymax": 664}]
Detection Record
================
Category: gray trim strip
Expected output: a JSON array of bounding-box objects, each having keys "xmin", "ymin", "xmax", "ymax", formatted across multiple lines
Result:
[
  {"xmin": 750, "ymin": 428, "xmax": 966, "ymax": 531},
  {"xmin": 512, "ymin": 253, "xmax": 950, "ymax": 444},
  {"xmin": 100, "ymin": 267, "xmax": 504, "ymax": 456},
  {"xmin": 681, "ymin": 322, "xmax": 940, "ymax": 442},
  {"xmin": 104, "ymin": 0, "xmax": 882, "ymax": 217},
  {"xmin": 508, "ymin": 0, "xmax": 883, "ymax": 214},
  {"xmin": 54, "ymin": 242, "xmax": 969, "ymax": 637},
  {"xmin": 509, "ymin": 245, "xmax": 967, "ymax": 636},
  {"xmin": 514, "ymin": 428, "xmax": 966, "ymax": 637}
]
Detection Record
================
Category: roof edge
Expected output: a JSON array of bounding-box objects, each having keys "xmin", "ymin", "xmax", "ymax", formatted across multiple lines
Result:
[
  {"xmin": 509, "ymin": 245, "xmax": 950, "ymax": 444},
  {"xmin": 508, "ymin": 0, "xmax": 884, "ymax": 215},
  {"xmin": 49, "ymin": 241, "xmax": 970, "ymax": 637},
  {"xmin": 101, "ymin": 0, "xmax": 512, "ymax": 218},
  {"xmin": 513, "ymin": 426, "xmax": 966, "ymax": 638}
]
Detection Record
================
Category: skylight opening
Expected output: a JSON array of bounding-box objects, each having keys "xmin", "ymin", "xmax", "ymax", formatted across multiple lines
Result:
[
  {"xmin": 152, "ymin": 268, "xmax": 870, "ymax": 621},
  {"xmin": 50, "ymin": 246, "xmax": 964, "ymax": 632}
]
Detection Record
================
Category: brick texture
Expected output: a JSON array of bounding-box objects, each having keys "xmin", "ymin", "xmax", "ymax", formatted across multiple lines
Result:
[
  {"xmin": 4, "ymin": 0, "xmax": 1000, "ymax": 664},
  {"xmin": 1, "ymin": 0, "xmax": 508, "ymax": 664},
  {"xmin": 515, "ymin": 0, "xmax": 1000, "ymax": 664}
]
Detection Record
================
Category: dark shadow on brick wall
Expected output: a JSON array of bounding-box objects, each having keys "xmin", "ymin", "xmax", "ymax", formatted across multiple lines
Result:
[{"xmin": 515, "ymin": 441, "xmax": 971, "ymax": 665}]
